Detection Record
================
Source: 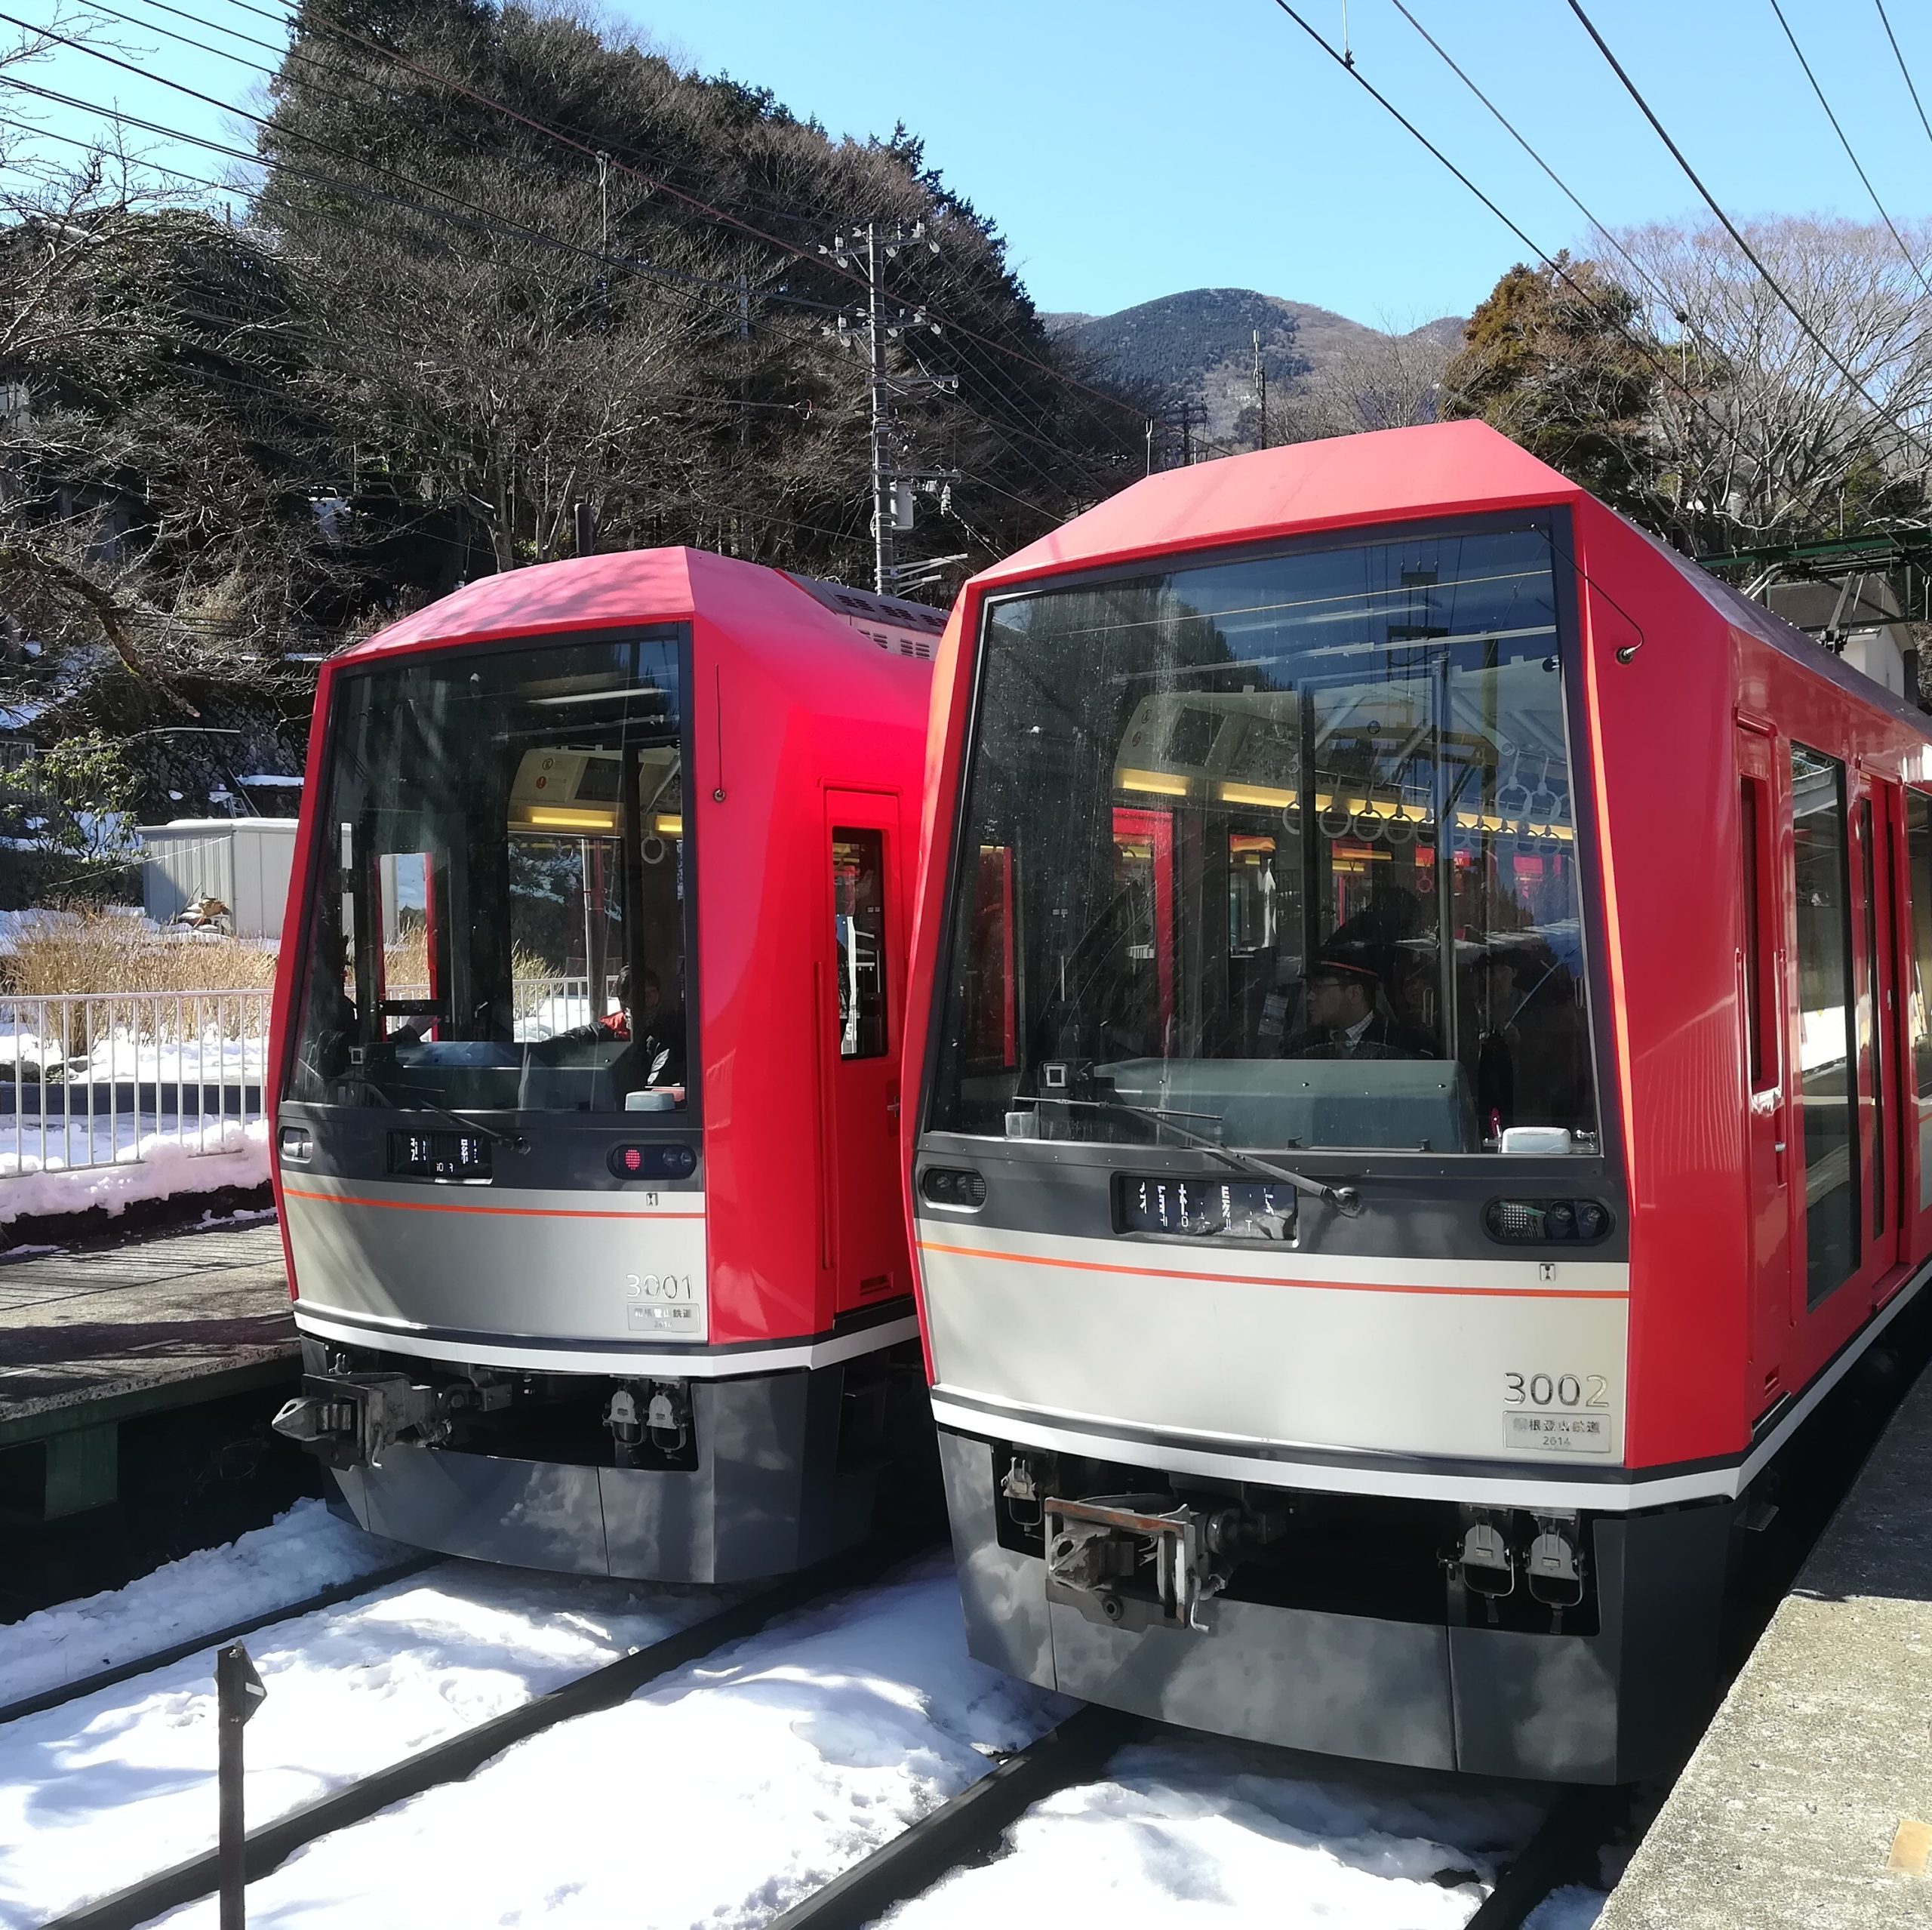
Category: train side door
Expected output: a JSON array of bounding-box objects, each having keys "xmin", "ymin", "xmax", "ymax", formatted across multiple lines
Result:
[
  {"xmin": 1858, "ymin": 774, "xmax": 1908, "ymax": 1291},
  {"xmin": 1737, "ymin": 729, "xmax": 1792, "ymax": 1405},
  {"xmin": 823, "ymin": 791, "xmax": 907, "ymax": 1312},
  {"xmin": 1902, "ymin": 790, "xmax": 1932, "ymax": 1267}
]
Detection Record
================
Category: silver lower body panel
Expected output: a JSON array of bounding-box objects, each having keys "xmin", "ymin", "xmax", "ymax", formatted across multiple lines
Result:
[{"xmin": 937, "ymin": 1427, "xmax": 1734, "ymax": 1782}]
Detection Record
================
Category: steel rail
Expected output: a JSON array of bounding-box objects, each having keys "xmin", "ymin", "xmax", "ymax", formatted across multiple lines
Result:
[
  {"xmin": 1463, "ymin": 1784, "xmax": 1624, "ymax": 1930},
  {"xmin": 42, "ymin": 1536, "xmax": 935, "ymax": 1930},
  {"xmin": 0, "ymin": 1553, "xmax": 440, "ymax": 1728},
  {"xmin": 762, "ymin": 1704, "xmax": 1145, "ymax": 1930}
]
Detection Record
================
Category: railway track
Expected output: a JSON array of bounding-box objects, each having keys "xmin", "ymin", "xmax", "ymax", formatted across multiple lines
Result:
[
  {"xmin": 38, "ymin": 1534, "xmax": 938, "ymax": 1930},
  {"xmin": 8, "ymin": 1531, "xmax": 1630, "ymax": 1930},
  {"xmin": 0, "ymin": 1553, "xmax": 439, "ymax": 1728}
]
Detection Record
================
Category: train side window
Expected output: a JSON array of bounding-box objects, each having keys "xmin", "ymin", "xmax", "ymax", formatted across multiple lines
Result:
[
  {"xmin": 1907, "ymin": 792, "xmax": 1932, "ymax": 1209},
  {"xmin": 1858, "ymin": 799, "xmax": 1885, "ymax": 1239},
  {"xmin": 1741, "ymin": 776, "xmax": 1770, "ymax": 1090},
  {"xmin": 1790, "ymin": 745, "xmax": 1860, "ymax": 1305},
  {"xmin": 832, "ymin": 829, "xmax": 888, "ymax": 1059}
]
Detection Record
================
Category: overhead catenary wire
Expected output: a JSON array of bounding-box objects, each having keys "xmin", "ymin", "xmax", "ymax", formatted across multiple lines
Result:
[
  {"xmin": 1563, "ymin": 0, "xmax": 1932, "ymax": 467},
  {"xmin": 1874, "ymin": 0, "xmax": 1932, "ymax": 159},
  {"xmin": 1263, "ymin": 0, "xmax": 1747, "ymax": 465},
  {"xmin": 1766, "ymin": 0, "xmax": 1932, "ymax": 300}
]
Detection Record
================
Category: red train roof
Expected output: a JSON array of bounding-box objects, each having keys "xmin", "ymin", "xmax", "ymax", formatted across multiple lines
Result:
[
  {"xmin": 977, "ymin": 420, "xmax": 1582, "ymax": 589},
  {"xmin": 335, "ymin": 546, "xmax": 943, "ymax": 667}
]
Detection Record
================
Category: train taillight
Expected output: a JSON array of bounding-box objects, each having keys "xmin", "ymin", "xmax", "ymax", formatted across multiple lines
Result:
[
  {"xmin": 608, "ymin": 1144, "xmax": 698, "ymax": 1180},
  {"xmin": 1484, "ymin": 1199, "xmax": 1612, "ymax": 1244},
  {"xmin": 921, "ymin": 1167, "xmax": 987, "ymax": 1211}
]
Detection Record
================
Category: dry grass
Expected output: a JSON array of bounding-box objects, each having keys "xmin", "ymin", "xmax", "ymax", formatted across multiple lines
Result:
[{"xmin": 2, "ymin": 910, "xmax": 279, "ymax": 999}]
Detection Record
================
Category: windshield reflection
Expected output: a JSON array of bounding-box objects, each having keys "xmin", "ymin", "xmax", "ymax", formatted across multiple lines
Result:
[{"xmin": 930, "ymin": 525, "xmax": 1598, "ymax": 1155}]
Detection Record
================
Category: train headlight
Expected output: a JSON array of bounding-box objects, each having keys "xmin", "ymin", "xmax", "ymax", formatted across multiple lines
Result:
[
  {"xmin": 921, "ymin": 1167, "xmax": 987, "ymax": 1211},
  {"xmin": 1484, "ymin": 1199, "xmax": 1612, "ymax": 1245},
  {"xmin": 609, "ymin": 1144, "xmax": 698, "ymax": 1180}
]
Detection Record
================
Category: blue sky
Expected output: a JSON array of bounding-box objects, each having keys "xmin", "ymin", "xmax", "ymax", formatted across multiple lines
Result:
[{"xmin": 8, "ymin": 0, "xmax": 1932, "ymax": 327}]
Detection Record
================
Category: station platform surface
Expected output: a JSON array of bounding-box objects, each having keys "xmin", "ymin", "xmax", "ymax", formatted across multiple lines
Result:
[
  {"xmin": 0, "ymin": 1220, "xmax": 296, "ymax": 1480},
  {"xmin": 1601, "ymin": 1364, "xmax": 1932, "ymax": 1928}
]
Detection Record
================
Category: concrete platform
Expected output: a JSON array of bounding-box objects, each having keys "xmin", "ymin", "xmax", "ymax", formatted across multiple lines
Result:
[
  {"xmin": 0, "ymin": 1221, "xmax": 297, "ymax": 1515},
  {"xmin": 1601, "ymin": 1365, "xmax": 1932, "ymax": 1928}
]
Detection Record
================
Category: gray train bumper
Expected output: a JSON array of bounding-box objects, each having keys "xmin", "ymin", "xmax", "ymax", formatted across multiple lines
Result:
[
  {"xmin": 938, "ymin": 1427, "xmax": 1733, "ymax": 1783},
  {"xmin": 325, "ymin": 1367, "xmax": 879, "ymax": 1584}
]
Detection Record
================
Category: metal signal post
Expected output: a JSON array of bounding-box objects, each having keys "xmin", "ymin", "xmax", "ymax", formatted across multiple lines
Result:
[{"xmin": 217, "ymin": 1641, "xmax": 267, "ymax": 1929}]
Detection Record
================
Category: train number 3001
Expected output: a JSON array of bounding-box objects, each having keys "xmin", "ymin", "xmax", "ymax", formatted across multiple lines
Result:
[
  {"xmin": 1503, "ymin": 1371, "xmax": 1611, "ymax": 1410},
  {"xmin": 626, "ymin": 1273, "xmax": 695, "ymax": 1303}
]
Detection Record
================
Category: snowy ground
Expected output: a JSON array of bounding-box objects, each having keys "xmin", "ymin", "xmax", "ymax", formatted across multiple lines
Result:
[
  {"xmin": 142, "ymin": 1559, "xmax": 1073, "ymax": 1930},
  {"xmin": 0, "ymin": 1512, "xmax": 1618, "ymax": 1930},
  {"xmin": 0, "ymin": 1547, "xmax": 733, "ymax": 1927},
  {"xmin": 882, "ymin": 1735, "xmax": 1606, "ymax": 1930},
  {"xmin": 0, "ymin": 1020, "xmax": 266, "ymax": 1085},
  {"xmin": 0, "ymin": 1501, "xmax": 404, "ymax": 1710},
  {"xmin": 0, "ymin": 1117, "xmax": 268, "ymax": 1220}
]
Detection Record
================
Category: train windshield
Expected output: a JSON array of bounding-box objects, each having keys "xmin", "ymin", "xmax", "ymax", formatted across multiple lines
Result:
[
  {"xmin": 929, "ymin": 525, "xmax": 1601, "ymax": 1155},
  {"xmin": 288, "ymin": 629, "xmax": 691, "ymax": 1116}
]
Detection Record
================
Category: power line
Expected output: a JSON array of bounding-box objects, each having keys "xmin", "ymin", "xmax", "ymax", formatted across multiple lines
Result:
[
  {"xmin": 66, "ymin": 0, "xmax": 1138, "ymax": 492},
  {"xmin": 1263, "ymin": 0, "xmax": 1746, "ymax": 461},
  {"xmin": 1564, "ymin": 0, "xmax": 1932, "ymax": 466},
  {"xmin": 1383, "ymin": 0, "xmax": 1683, "ymax": 321},
  {"xmin": 211, "ymin": 0, "xmax": 1152, "ymax": 441},
  {"xmin": 1875, "ymin": 0, "xmax": 1932, "ymax": 157},
  {"xmin": 1767, "ymin": 0, "xmax": 1932, "ymax": 300}
]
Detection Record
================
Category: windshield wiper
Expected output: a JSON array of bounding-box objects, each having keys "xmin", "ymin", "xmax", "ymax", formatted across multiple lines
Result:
[
  {"xmin": 1045, "ymin": 1095, "xmax": 1361, "ymax": 1216},
  {"xmin": 357, "ymin": 1073, "xmax": 527, "ymax": 1152}
]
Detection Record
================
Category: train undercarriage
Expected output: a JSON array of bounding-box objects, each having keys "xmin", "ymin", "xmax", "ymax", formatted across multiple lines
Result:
[{"xmin": 276, "ymin": 1334, "xmax": 931, "ymax": 1584}]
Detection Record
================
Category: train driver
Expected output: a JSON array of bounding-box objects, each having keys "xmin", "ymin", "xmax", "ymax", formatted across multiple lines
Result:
[
  {"xmin": 574, "ymin": 965, "xmax": 687, "ymax": 1088},
  {"xmin": 1282, "ymin": 951, "xmax": 1435, "ymax": 1060}
]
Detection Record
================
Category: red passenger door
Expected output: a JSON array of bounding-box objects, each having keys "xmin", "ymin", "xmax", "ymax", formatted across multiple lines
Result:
[
  {"xmin": 823, "ymin": 790, "xmax": 907, "ymax": 1314},
  {"xmin": 1738, "ymin": 728, "xmax": 1792, "ymax": 1408}
]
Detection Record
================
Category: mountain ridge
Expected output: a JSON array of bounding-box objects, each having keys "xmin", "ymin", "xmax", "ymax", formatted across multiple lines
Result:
[{"xmin": 1046, "ymin": 288, "xmax": 1465, "ymax": 441}]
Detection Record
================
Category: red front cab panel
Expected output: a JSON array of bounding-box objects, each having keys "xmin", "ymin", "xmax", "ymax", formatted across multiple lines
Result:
[
  {"xmin": 269, "ymin": 547, "xmax": 933, "ymax": 1349},
  {"xmin": 901, "ymin": 420, "xmax": 1932, "ymax": 1480}
]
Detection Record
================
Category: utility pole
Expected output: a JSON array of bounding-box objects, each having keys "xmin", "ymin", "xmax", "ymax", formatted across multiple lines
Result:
[
  {"xmin": 1253, "ymin": 330, "xmax": 1269, "ymax": 451},
  {"xmin": 823, "ymin": 222, "xmax": 962, "ymax": 595}
]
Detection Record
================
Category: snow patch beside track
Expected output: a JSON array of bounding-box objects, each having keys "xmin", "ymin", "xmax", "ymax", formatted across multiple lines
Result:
[
  {"xmin": 0, "ymin": 1556, "xmax": 722, "ymax": 1928},
  {"xmin": 0, "ymin": 1500, "xmax": 399, "ymax": 1710},
  {"xmin": 881, "ymin": 1734, "xmax": 1544, "ymax": 1929}
]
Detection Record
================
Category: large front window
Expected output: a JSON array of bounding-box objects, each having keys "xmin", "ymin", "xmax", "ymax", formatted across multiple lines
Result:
[
  {"xmin": 929, "ymin": 525, "xmax": 1600, "ymax": 1154},
  {"xmin": 288, "ymin": 629, "xmax": 691, "ymax": 1116}
]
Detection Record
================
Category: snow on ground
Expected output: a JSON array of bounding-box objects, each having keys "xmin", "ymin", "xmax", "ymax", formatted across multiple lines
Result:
[
  {"xmin": 883, "ymin": 1734, "xmax": 1542, "ymax": 1930},
  {"xmin": 0, "ymin": 1501, "xmax": 405, "ymax": 1710},
  {"xmin": 1524, "ymin": 1888, "xmax": 1607, "ymax": 1930},
  {"xmin": 144, "ymin": 1559, "xmax": 1072, "ymax": 1930},
  {"xmin": 0, "ymin": 1117, "xmax": 268, "ymax": 1220},
  {"xmin": 0, "ymin": 1556, "xmax": 731, "ymax": 1928},
  {"xmin": 0, "ymin": 1026, "xmax": 266, "ymax": 1084}
]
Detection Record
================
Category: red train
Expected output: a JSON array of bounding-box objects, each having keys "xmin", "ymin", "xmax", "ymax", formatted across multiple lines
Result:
[
  {"xmin": 903, "ymin": 420, "xmax": 1932, "ymax": 1780},
  {"xmin": 269, "ymin": 549, "xmax": 939, "ymax": 1582}
]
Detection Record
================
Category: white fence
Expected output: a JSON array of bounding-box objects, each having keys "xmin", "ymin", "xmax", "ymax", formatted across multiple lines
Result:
[
  {"xmin": 0, "ymin": 974, "xmax": 613, "ymax": 1179},
  {"xmin": 0, "ymin": 990, "xmax": 270, "ymax": 1177}
]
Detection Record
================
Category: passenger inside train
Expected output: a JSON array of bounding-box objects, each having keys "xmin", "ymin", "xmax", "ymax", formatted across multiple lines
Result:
[{"xmin": 931, "ymin": 525, "xmax": 1600, "ymax": 1156}]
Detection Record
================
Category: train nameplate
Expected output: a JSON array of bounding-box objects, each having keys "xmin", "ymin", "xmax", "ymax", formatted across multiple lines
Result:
[
  {"xmin": 625, "ymin": 1271, "xmax": 704, "ymax": 1341},
  {"xmin": 1503, "ymin": 1411, "xmax": 1611, "ymax": 1454}
]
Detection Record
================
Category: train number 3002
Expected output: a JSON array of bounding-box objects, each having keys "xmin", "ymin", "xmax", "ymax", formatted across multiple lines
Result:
[{"xmin": 1503, "ymin": 1371, "xmax": 1611, "ymax": 1410}]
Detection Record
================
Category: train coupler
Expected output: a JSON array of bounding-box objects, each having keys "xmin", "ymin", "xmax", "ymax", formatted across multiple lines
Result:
[
  {"xmin": 1043, "ymin": 1493, "xmax": 1284, "ymax": 1634},
  {"xmin": 272, "ymin": 1371, "xmax": 444, "ymax": 1470}
]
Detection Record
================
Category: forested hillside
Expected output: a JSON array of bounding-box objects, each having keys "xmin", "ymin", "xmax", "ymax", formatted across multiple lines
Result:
[
  {"xmin": 0, "ymin": 0, "xmax": 1147, "ymax": 856},
  {"xmin": 1048, "ymin": 290, "xmax": 1463, "ymax": 441}
]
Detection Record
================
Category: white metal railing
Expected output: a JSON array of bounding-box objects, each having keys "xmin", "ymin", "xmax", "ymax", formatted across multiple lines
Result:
[{"xmin": 0, "ymin": 989, "xmax": 271, "ymax": 1177}]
